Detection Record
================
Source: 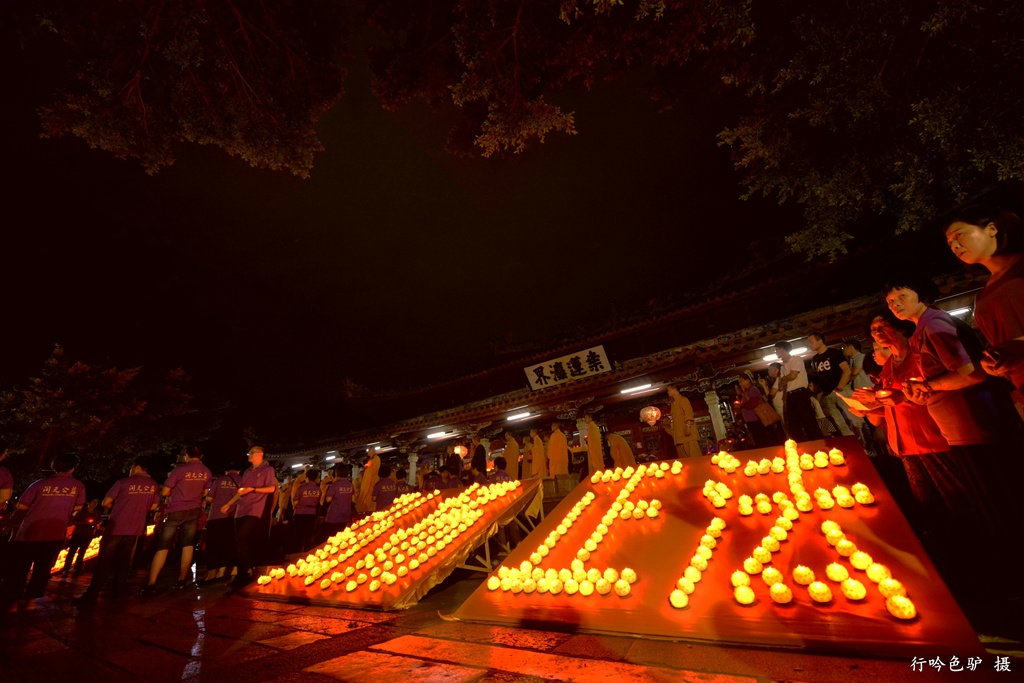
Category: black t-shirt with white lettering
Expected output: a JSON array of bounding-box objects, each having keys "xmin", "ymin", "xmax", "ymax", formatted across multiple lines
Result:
[{"xmin": 810, "ymin": 347, "xmax": 846, "ymax": 394}]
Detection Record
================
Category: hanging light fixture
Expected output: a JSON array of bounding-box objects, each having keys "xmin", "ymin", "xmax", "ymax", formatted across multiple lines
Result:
[{"xmin": 639, "ymin": 406, "xmax": 662, "ymax": 426}]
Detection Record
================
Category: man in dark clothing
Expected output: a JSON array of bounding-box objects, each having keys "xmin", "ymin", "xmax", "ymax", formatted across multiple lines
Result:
[
  {"xmin": 808, "ymin": 332, "xmax": 854, "ymax": 437},
  {"xmin": 63, "ymin": 499, "xmax": 101, "ymax": 578}
]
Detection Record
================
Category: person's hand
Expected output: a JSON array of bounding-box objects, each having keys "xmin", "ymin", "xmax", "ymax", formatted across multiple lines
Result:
[
  {"xmin": 874, "ymin": 389, "xmax": 905, "ymax": 408},
  {"xmin": 981, "ymin": 340, "xmax": 1024, "ymax": 380},
  {"xmin": 902, "ymin": 381, "xmax": 930, "ymax": 405},
  {"xmin": 219, "ymin": 504, "xmax": 230, "ymax": 514}
]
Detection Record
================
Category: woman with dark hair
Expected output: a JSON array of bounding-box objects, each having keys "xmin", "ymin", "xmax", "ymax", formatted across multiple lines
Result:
[
  {"xmin": 851, "ymin": 313, "xmax": 951, "ymax": 521},
  {"xmin": 944, "ymin": 197, "xmax": 1024, "ymax": 414},
  {"xmin": 737, "ymin": 371, "xmax": 782, "ymax": 447},
  {"xmin": 883, "ymin": 277, "xmax": 1021, "ymax": 536}
]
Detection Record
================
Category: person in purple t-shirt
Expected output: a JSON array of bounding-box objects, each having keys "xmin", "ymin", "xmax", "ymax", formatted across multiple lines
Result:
[
  {"xmin": 222, "ymin": 446, "xmax": 278, "ymax": 588},
  {"xmin": 0, "ymin": 454, "xmax": 85, "ymax": 605},
  {"xmin": 199, "ymin": 465, "xmax": 242, "ymax": 585},
  {"xmin": 469, "ymin": 462, "xmax": 488, "ymax": 487},
  {"xmin": 141, "ymin": 446, "xmax": 211, "ymax": 595},
  {"xmin": 76, "ymin": 456, "xmax": 160, "ymax": 603},
  {"xmin": 488, "ymin": 457, "xmax": 513, "ymax": 484},
  {"xmin": 324, "ymin": 465, "xmax": 354, "ymax": 535},
  {"xmin": 291, "ymin": 468, "xmax": 322, "ymax": 552},
  {"xmin": 394, "ymin": 468, "xmax": 413, "ymax": 495},
  {"xmin": 371, "ymin": 465, "xmax": 398, "ymax": 511}
]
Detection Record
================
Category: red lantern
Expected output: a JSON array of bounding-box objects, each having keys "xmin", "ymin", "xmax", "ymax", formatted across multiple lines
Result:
[
  {"xmin": 639, "ymin": 406, "xmax": 662, "ymax": 426},
  {"xmin": 454, "ymin": 445, "xmax": 468, "ymax": 457}
]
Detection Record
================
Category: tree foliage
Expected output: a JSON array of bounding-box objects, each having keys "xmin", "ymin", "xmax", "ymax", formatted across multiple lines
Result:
[
  {"xmin": 23, "ymin": 0, "xmax": 348, "ymax": 178},
  {"xmin": 367, "ymin": 0, "xmax": 1024, "ymax": 258},
  {"xmin": 0, "ymin": 345, "xmax": 222, "ymax": 489}
]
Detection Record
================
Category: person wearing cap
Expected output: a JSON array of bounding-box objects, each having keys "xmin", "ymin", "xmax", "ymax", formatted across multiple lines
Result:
[{"xmin": 140, "ymin": 446, "xmax": 211, "ymax": 594}]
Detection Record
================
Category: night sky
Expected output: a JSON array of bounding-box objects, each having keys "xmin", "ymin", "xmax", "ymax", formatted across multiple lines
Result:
[{"xmin": 2, "ymin": 29, "xmax": 799, "ymax": 444}]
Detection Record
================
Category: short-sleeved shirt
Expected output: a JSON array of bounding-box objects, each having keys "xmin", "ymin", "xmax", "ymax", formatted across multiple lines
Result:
[
  {"xmin": 879, "ymin": 355, "xmax": 949, "ymax": 456},
  {"xmin": 975, "ymin": 256, "xmax": 1024, "ymax": 391},
  {"xmin": 489, "ymin": 470, "xmax": 513, "ymax": 484},
  {"xmin": 810, "ymin": 347, "xmax": 847, "ymax": 394},
  {"xmin": 15, "ymin": 473, "xmax": 86, "ymax": 542},
  {"xmin": 781, "ymin": 356, "xmax": 809, "ymax": 391},
  {"xmin": 395, "ymin": 480, "xmax": 413, "ymax": 495},
  {"xmin": 372, "ymin": 479, "xmax": 397, "ymax": 510},
  {"xmin": 422, "ymin": 474, "xmax": 443, "ymax": 490},
  {"xmin": 163, "ymin": 459, "xmax": 212, "ymax": 513},
  {"xmin": 207, "ymin": 473, "xmax": 241, "ymax": 521},
  {"xmin": 324, "ymin": 478, "xmax": 354, "ymax": 524},
  {"xmin": 293, "ymin": 482, "xmax": 322, "ymax": 516},
  {"xmin": 911, "ymin": 307, "xmax": 995, "ymax": 446},
  {"xmin": 235, "ymin": 461, "xmax": 277, "ymax": 519},
  {"xmin": 850, "ymin": 352, "xmax": 872, "ymax": 390},
  {"xmin": 105, "ymin": 473, "xmax": 160, "ymax": 536},
  {"xmin": 472, "ymin": 472, "xmax": 489, "ymax": 487}
]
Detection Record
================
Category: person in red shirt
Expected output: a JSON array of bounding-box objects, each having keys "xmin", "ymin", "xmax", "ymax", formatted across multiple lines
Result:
[{"xmin": 943, "ymin": 194, "xmax": 1024, "ymax": 412}]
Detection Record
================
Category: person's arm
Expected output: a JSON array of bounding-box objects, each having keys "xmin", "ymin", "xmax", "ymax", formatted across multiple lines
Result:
[
  {"xmin": 0, "ymin": 489, "xmax": 11, "ymax": 510},
  {"xmin": 160, "ymin": 486, "xmax": 172, "ymax": 498},
  {"xmin": 836, "ymin": 360, "xmax": 852, "ymax": 392},
  {"xmin": 101, "ymin": 496, "xmax": 115, "ymax": 509}
]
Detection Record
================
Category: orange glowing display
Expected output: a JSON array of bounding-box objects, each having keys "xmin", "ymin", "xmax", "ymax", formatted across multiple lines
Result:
[
  {"xmin": 51, "ymin": 524, "xmax": 156, "ymax": 573},
  {"xmin": 453, "ymin": 437, "xmax": 977, "ymax": 657},
  {"xmin": 245, "ymin": 479, "xmax": 542, "ymax": 610}
]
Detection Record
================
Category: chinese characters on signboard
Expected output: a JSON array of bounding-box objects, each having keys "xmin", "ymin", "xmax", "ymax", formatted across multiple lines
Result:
[{"xmin": 524, "ymin": 345, "xmax": 611, "ymax": 391}]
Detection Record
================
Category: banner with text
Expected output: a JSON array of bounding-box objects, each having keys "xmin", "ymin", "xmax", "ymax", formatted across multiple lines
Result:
[{"xmin": 524, "ymin": 345, "xmax": 611, "ymax": 391}]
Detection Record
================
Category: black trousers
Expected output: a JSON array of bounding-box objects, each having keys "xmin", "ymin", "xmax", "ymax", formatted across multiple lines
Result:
[
  {"xmin": 784, "ymin": 388, "xmax": 823, "ymax": 442},
  {"xmin": 64, "ymin": 533, "xmax": 92, "ymax": 574},
  {"xmin": 291, "ymin": 514, "xmax": 316, "ymax": 553},
  {"xmin": 84, "ymin": 534, "xmax": 138, "ymax": 598},
  {"xmin": 234, "ymin": 515, "xmax": 265, "ymax": 578},
  {"xmin": 0, "ymin": 539, "xmax": 63, "ymax": 602}
]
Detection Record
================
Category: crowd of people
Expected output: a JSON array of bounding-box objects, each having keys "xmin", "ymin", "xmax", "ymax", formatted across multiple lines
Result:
[{"xmin": 0, "ymin": 190, "xmax": 1020, "ymax": 618}]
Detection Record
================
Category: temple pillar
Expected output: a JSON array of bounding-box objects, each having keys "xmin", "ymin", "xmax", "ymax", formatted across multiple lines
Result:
[{"xmin": 705, "ymin": 391, "xmax": 727, "ymax": 442}]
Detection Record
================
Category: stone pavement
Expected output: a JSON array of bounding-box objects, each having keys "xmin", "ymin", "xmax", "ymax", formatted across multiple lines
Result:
[{"xmin": 1, "ymin": 570, "xmax": 1019, "ymax": 683}]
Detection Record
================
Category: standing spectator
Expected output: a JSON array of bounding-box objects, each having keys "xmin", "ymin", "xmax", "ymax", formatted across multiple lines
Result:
[
  {"xmin": 140, "ymin": 446, "xmax": 211, "ymax": 594},
  {"xmin": 886, "ymin": 278, "xmax": 1022, "ymax": 533},
  {"xmin": 944, "ymin": 197, "xmax": 1024, "ymax": 416},
  {"xmin": 759, "ymin": 363, "xmax": 787, "ymax": 434},
  {"xmin": 808, "ymin": 332, "xmax": 855, "ymax": 436},
  {"xmin": 438, "ymin": 467, "xmax": 460, "ymax": 489},
  {"xmin": 444, "ymin": 445, "xmax": 463, "ymax": 477},
  {"xmin": 0, "ymin": 448, "xmax": 12, "ymax": 513},
  {"xmin": 605, "ymin": 430, "xmax": 637, "ymax": 469},
  {"xmin": 200, "ymin": 464, "xmax": 241, "ymax": 585},
  {"xmin": 371, "ymin": 465, "xmax": 398, "ymax": 510},
  {"xmin": 76, "ymin": 456, "xmax": 160, "ymax": 602},
  {"xmin": 529, "ymin": 428, "xmax": 546, "ymax": 478},
  {"xmin": 275, "ymin": 474, "xmax": 294, "ymax": 522},
  {"xmin": 582, "ymin": 416, "xmax": 604, "ymax": 475},
  {"xmin": 502, "ymin": 431, "xmax": 520, "ymax": 480},
  {"xmin": 62, "ymin": 498, "xmax": 101, "ymax": 578},
  {"xmin": 354, "ymin": 450, "xmax": 380, "ymax": 513},
  {"xmin": 291, "ymin": 468, "xmax": 321, "ymax": 552},
  {"xmin": 838, "ymin": 342, "xmax": 869, "ymax": 440},
  {"xmin": 775, "ymin": 341, "xmax": 823, "ymax": 442},
  {"xmin": 323, "ymin": 465, "xmax": 355, "ymax": 536},
  {"xmin": 548, "ymin": 423, "xmax": 569, "ymax": 476},
  {"xmin": 668, "ymin": 386, "xmax": 701, "ymax": 457},
  {"xmin": 736, "ymin": 372, "xmax": 782, "ymax": 447},
  {"xmin": 470, "ymin": 437, "xmax": 488, "ymax": 478},
  {"xmin": 0, "ymin": 454, "xmax": 85, "ymax": 605},
  {"xmin": 222, "ymin": 446, "xmax": 277, "ymax": 589}
]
